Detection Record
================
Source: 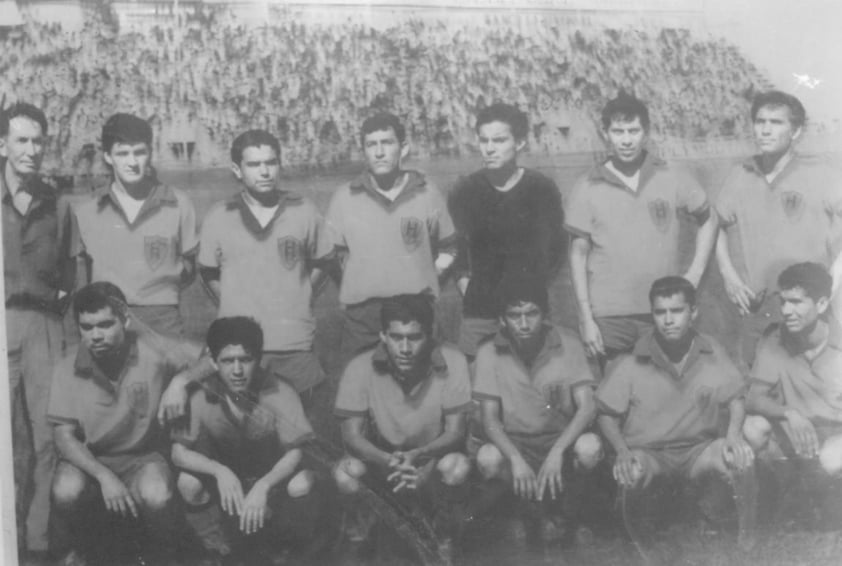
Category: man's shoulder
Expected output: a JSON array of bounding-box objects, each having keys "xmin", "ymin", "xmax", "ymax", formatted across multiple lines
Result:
[
  {"xmin": 521, "ymin": 168, "xmax": 559, "ymax": 191},
  {"xmin": 342, "ymin": 347, "xmax": 378, "ymax": 378},
  {"xmin": 451, "ymin": 170, "xmax": 486, "ymax": 195},
  {"xmin": 696, "ymin": 332, "xmax": 739, "ymax": 368},
  {"xmin": 437, "ymin": 343, "xmax": 469, "ymax": 373},
  {"xmin": 53, "ymin": 346, "xmax": 82, "ymax": 378}
]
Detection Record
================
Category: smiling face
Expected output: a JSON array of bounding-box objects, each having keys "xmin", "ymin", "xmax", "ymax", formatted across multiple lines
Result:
[
  {"xmin": 753, "ymin": 105, "xmax": 800, "ymax": 158},
  {"xmin": 232, "ymin": 144, "xmax": 280, "ymax": 197},
  {"xmin": 779, "ymin": 286, "xmax": 828, "ymax": 336},
  {"xmin": 477, "ymin": 120, "xmax": 524, "ymax": 171},
  {"xmin": 501, "ymin": 300, "xmax": 545, "ymax": 350},
  {"xmin": 104, "ymin": 141, "xmax": 151, "ymax": 189},
  {"xmin": 381, "ymin": 319, "xmax": 430, "ymax": 378},
  {"xmin": 78, "ymin": 306, "xmax": 128, "ymax": 361},
  {"xmin": 652, "ymin": 293, "xmax": 696, "ymax": 345},
  {"xmin": 0, "ymin": 116, "xmax": 46, "ymax": 179},
  {"xmin": 605, "ymin": 116, "xmax": 648, "ymax": 164},
  {"xmin": 363, "ymin": 127, "xmax": 405, "ymax": 179},
  {"xmin": 213, "ymin": 343, "xmax": 259, "ymax": 394}
]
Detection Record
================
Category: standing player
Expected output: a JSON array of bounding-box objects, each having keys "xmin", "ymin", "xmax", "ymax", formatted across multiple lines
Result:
[
  {"xmin": 319, "ymin": 113, "xmax": 457, "ymax": 365},
  {"xmin": 1, "ymin": 102, "xmax": 73, "ymax": 556},
  {"xmin": 473, "ymin": 275, "xmax": 602, "ymax": 545},
  {"xmin": 716, "ymin": 91, "xmax": 842, "ymax": 369},
  {"xmin": 566, "ymin": 93, "xmax": 717, "ymax": 370},
  {"xmin": 69, "ymin": 113, "xmax": 198, "ymax": 337},
  {"xmin": 172, "ymin": 317, "xmax": 322, "ymax": 564},
  {"xmin": 447, "ymin": 103, "xmax": 565, "ymax": 359},
  {"xmin": 199, "ymin": 129, "xmax": 325, "ymax": 399}
]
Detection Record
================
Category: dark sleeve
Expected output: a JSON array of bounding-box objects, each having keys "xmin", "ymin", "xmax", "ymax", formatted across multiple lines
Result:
[
  {"xmin": 447, "ymin": 178, "xmax": 471, "ymax": 279},
  {"xmin": 536, "ymin": 175, "xmax": 566, "ymax": 276}
]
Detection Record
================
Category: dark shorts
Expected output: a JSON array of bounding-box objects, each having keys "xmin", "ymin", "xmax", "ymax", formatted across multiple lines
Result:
[
  {"xmin": 457, "ymin": 317, "xmax": 499, "ymax": 358},
  {"xmin": 263, "ymin": 349, "xmax": 325, "ymax": 394},
  {"xmin": 635, "ymin": 442, "xmax": 713, "ymax": 479},
  {"xmin": 130, "ymin": 305, "xmax": 184, "ymax": 338},
  {"xmin": 595, "ymin": 314, "xmax": 653, "ymax": 356}
]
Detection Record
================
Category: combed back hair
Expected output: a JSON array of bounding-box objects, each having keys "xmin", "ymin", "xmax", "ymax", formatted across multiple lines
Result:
[
  {"xmin": 380, "ymin": 294, "xmax": 435, "ymax": 336},
  {"xmin": 207, "ymin": 316, "xmax": 264, "ymax": 360},
  {"xmin": 73, "ymin": 282, "xmax": 128, "ymax": 321},
  {"xmin": 0, "ymin": 102, "xmax": 48, "ymax": 137},
  {"xmin": 230, "ymin": 129, "xmax": 281, "ymax": 165},
  {"xmin": 475, "ymin": 103, "xmax": 529, "ymax": 140},
  {"xmin": 360, "ymin": 112, "xmax": 406, "ymax": 145},
  {"xmin": 649, "ymin": 276, "xmax": 696, "ymax": 307},
  {"xmin": 778, "ymin": 262, "xmax": 831, "ymax": 302},
  {"xmin": 495, "ymin": 274, "xmax": 549, "ymax": 316},
  {"xmin": 101, "ymin": 113, "xmax": 153, "ymax": 153},
  {"xmin": 751, "ymin": 90, "xmax": 806, "ymax": 129},
  {"xmin": 601, "ymin": 91, "xmax": 650, "ymax": 131}
]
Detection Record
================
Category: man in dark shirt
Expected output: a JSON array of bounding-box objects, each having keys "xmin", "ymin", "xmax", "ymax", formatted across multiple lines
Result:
[
  {"xmin": 1, "ymin": 102, "xmax": 73, "ymax": 554},
  {"xmin": 448, "ymin": 103, "xmax": 564, "ymax": 359}
]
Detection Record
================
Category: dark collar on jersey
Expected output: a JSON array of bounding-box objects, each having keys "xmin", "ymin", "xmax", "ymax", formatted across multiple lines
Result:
[
  {"xmin": 492, "ymin": 322, "xmax": 563, "ymax": 369},
  {"xmin": 201, "ymin": 366, "xmax": 274, "ymax": 409},
  {"xmin": 1, "ymin": 170, "xmax": 56, "ymax": 210},
  {"xmin": 778, "ymin": 319, "xmax": 842, "ymax": 358},
  {"xmin": 74, "ymin": 331, "xmax": 140, "ymax": 395},
  {"xmin": 349, "ymin": 169, "xmax": 427, "ymax": 208},
  {"xmin": 633, "ymin": 329, "xmax": 713, "ymax": 378},
  {"xmin": 95, "ymin": 182, "xmax": 178, "ymax": 226},
  {"xmin": 224, "ymin": 189, "xmax": 302, "ymax": 235},
  {"xmin": 589, "ymin": 151, "xmax": 665, "ymax": 192},
  {"xmin": 371, "ymin": 341, "xmax": 448, "ymax": 393}
]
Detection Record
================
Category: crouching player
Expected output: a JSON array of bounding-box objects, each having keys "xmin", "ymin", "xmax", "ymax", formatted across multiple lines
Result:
[
  {"xmin": 597, "ymin": 277, "xmax": 755, "ymax": 558},
  {"xmin": 171, "ymin": 316, "xmax": 322, "ymax": 563},
  {"xmin": 332, "ymin": 294, "xmax": 472, "ymax": 553},
  {"xmin": 47, "ymin": 282, "xmax": 201, "ymax": 565},
  {"xmin": 472, "ymin": 274, "xmax": 602, "ymax": 546},
  {"xmin": 743, "ymin": 263, "xmax": 842, "ymax": 522}
]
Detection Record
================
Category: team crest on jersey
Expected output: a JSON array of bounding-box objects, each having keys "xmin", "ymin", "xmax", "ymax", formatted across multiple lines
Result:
[
  {"xmin": 126, "ymin": 382, "xmax": 149, "ymax": 416},
  {"xmin": 647, "ymin": 199, "xmax": 672, "ymax": 232},
  {"xmin": 144, "ymin": 236, "xmax": 170, "ymax": 271},
  {"xmin": 277, "ymin": 236, "xmax": 302, "ymax": 270},
  {"xmin": 401, "ymin": 217, "xmax": 424, "ymax": 251},
  {"xmin": 780, "ymin": 191, "xmax": 805, "ymax": 221}
]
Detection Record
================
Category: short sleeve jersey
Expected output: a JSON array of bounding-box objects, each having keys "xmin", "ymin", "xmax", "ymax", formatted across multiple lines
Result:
[
  {"xmin": 70, "ymin": 183, "xmax": 198, "ymax": 306},
  {"xmin": 473, "ymin": 324, "xmax": 595, "ymax": 438},
  {"xmin": 596, "ymin": 331, "xmax": 744, "ymax": 450},
  {"xmin": 716, "ymin": 155, "xmax": 842, "ymax": 292},
  {"xmin": 447, "ymin": 169, "xmax": 565, "ymax": 319},
  {"xmin": 319, "ymin": 170, "xmax": 455, "ymax": 305},
  {"xmin": 334, "ymin": 343, "xmax": 471, "ymax": 450},
  {"xmin": 198, "ymin": 191, "xmax": 322, "ymax": 351},
  {"xmin": 564, "ymin": 154, "xmax": 709, "ymax": 317},
  {"xmin": 47, "ymin": 332, "xmax": 192, "ymax": 456},
  {"xmin": 750, "ymin": 324, "xmax": 842, "ymax": 428},
  {"xmin": 173, "ymin": 370, "xmax": 315, "ymax": 479}
]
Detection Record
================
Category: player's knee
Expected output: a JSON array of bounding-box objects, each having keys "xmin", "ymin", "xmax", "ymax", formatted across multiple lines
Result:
[
  {"xmin": 819, "ymin": 436, "xmax": 842, "ymax": 475},
  {"xmin": 177, "ymin": 472, "xmax": 210, "ymax": 506},
  {"xmin": 437, "ymin": 453, "xmax": 470, "ymax": 486},
  {"xmin": 476, "ymin": 443, "xmax": 504, "ymax": 479},
  {"xmin": 287, "ymin": 469, "xmax": 314, "ymax": 498},
  {"xmin": 135, "ymin": 468, "xmax": 174, "ymax": 511},
  {"xmin": 573, "ymin": 433, "xmax": 603, "ymax": 470},
  {"xmin": 51, "ymin": 465, "xmax": 87, "ymax": 510},
  {"xmin": 743, "ymin": 416, "xmax": 772, "ymax": 452},
  {"xmin": 334, "ymin": 457, "xmax": 366, "ymax": 495}
]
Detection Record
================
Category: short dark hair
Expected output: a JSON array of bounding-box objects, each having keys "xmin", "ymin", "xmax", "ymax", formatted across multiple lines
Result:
[
  {"xmin": 751, "ymin": 90, "xmax": 806, "ymax": 129},
  {"xmin": 380, "ymin": 294, "xmax": 434, "ymax": 337},
  {"xmin": 73, "ymin": 281, "xmax": 128, "ymax": 322},
  {"xmin": 778, "ymin": 262, "xmax": 831, "ymax": 302},
  {"xmin": 230, "ymin": 129, "xmax": 281, "ymax": 165},
  {"xmin": 601, "ymin": 92, "xmax": 650, "ymax": 131},
  {"xmin": 206, "ymin": 316, "xmax": 264, "ymax": 360},
  {"xmin": 495, "ymin": 274, "xmax": 549, "ymax": 316},
  {"xmin": 101, "ymin": 113, "xmax": 153, "ymax": 153},
  {"xmin": 360, "ymin": 112, "xmax": 406, "ymax": 146},
  {"xmin": 475, "ymin": 103, "xmax": 529, "ymax": 140},
  {"xmin": 0, "ymin": 102, "xmax": 48, "ymax": 138},
  {"xmin": 649, "ymin": 276, "xmax": 696, "ymax": 307}
]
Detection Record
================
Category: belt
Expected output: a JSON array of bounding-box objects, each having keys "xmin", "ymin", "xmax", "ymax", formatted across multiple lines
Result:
[{"xmin": 5, "ymin": 293, "xmax": 62, "ymax": 314}]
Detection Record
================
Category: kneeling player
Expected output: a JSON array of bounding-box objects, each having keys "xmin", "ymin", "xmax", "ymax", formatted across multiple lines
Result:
[
  {"xmin": 473, "ymin": 274, "xmax": 602, "ymax": 544},
  {"xmin": 333, "ymin": 294, "xmax": 472, "ymax": 548},
  {"xmin": 172, "ymin": 317, "xmax": 321, "ymax": 562},
  {"xmin": 597, "ymin": 277, "xmax": 755, "ymax": 554}
]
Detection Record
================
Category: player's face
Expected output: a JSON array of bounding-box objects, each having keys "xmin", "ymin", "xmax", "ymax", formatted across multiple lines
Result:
[
  {"xmin": 780, "ymin": 286, "xmax": 828, "ymax": 335},
  {"xmin": 78, "ymin": 307, "xmax": 128, "ymax": 360},
  {"xmin": 501, "ymin": 301, "xmax": 545, "ymax": 348},
  {"xmin": 104, "ymin": 142, "xmax": 151, "ymax": 188},
  {"xmin": 0, "ymin": 116, "xmax": 46, "ymax": 178},
  {"xmin": 381, "ymin": 320, "xmax": 430, "ymax": 378},
  {"xmin": 605, "ymin": 116, "xmax": 647, "ymax": 163},
  {"xmin": 477, "ymin": 121, "xmax": 524, "ymax": 171},
  {"xmin": 652, "ymin": 293, "xmax": 696, "ymax": 344},
  {"xmin": 213, "ymin": 344, "xmax": 259, "ymax": 394},
  {"xmin": 753, "ymin": 105, "xmax": 800, "ymax": 157},
  {"xmin": 363, "ymin": 128, "xmax": 405, "ymax": 178},
  {"xmin": 233, "ymin": 145, "xmax": 280, "ymax": 195}
]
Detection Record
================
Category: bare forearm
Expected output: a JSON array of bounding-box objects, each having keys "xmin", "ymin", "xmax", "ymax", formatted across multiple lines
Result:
[
  {"xmin": 256, "ymin": 448, "xmax": 302, "ymax": 491},
  {"xmin": 549, "ymin": 403, "xmax": 594, "ymax": 455},
  {"xmin": 715, "ymin": 231, "xmax": 742, "ymax": 283},
  {"xmin": 597, "ymin": 415, "xmax": 631, "ymax": 457},
  {"xmin": 685, "ymin": 215, "xmax": 718, "ymax": 285},
  {"xmin": 726, "ymin": 398, "xmax": 747, "ymax": 439},
  {"xmin": 745, "ymin": 388, "xmax": 787, "ymax": 421},
  {"xmin": 409, "ymin": 422, "xmax": 464, "ymax": 462},
  {"xmin": 171, "ymin": 443, "xmax": 228, "ymax": 477},
  {"xmin": 54, "ymin": 426, "xmax": 112, "ymax": 483},
  {"xmin": 342, "ymin": 426, "xmax": 392, "ymax": 469},
  {"xmin": 569, "ymin": 238, "xmax": 593, "ymax": 319}
]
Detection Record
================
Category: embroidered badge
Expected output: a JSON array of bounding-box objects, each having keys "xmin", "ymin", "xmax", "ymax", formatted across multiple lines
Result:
[
  {"xmin": 127, "ymin": 382, "xmax": 149, "ymax": 417},
  {"xmin": 401, "ymin": 216, "xmax": 424, "ymax": 251},
  {"xmin": 780, "ymin": 191, "xmax": 805, "ymax": 221},
  {"xmin": 647, "ymin": 198, "xmax": 672, "ymax": 232},
  {"xmin": 277, "ymin": 236, "xmax": 303, "ymax": 270},
  {"xmin": 144, "ymin": 236, "xmax": 170, "ymax": 271}
]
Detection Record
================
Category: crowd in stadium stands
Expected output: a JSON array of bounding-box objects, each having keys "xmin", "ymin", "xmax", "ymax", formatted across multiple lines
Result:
[{"xmin": 0, "ymin": 6, "xmax": 768, "ymax": 173}]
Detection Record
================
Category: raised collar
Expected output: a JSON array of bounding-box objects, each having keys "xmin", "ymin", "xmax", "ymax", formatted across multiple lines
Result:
[
  {"xmin": 349, "ymin": 169, "xmax": 427, "ymax": 208},
  {"xmin": 371, "ymin": 341, "xmax": 449, "ymax": 393},
  {"xmin": 741, "ymin": 153, "xmax": 800, "ymax": 183},
  {"xmin": 633, "ymin": 329, "xmax": 713, "ymax": 379},
  {"xmin": 778, "ymin": 319, "xmax": 842, "ymax": 359},
  {"xmin": 1, "ymin": 170, "xmax": 56, "ymax": 210},
  {"xmin": 95, "ymin": 181, "xmax": 178, "ymax": 224},
  {"xmin": 224, "ymin": 189, "xmax": 302, "ymax": 235},
  {"xmin": 74, "ymin": 332, "xmax": 140, "ymax": 395},
  {"xmin": 202, "ymin": 366, "xmax": 273, "ymax": 409},
  {"xmin": 589, "ymin": 151, "xmax": 665, "ymax": 193}
]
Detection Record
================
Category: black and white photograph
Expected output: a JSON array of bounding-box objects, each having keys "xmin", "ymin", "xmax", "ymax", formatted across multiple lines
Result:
[{"xmin": 1, "ymin": 0, "xmax": 841, "ymax": 564}]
